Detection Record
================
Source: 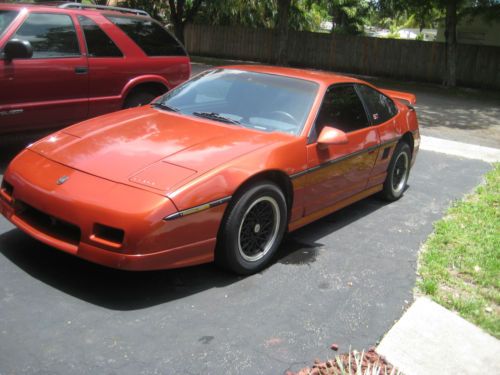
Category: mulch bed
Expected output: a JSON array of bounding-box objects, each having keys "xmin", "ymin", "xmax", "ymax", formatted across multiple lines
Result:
[{"xmin": 288, "ymin": 348, "xmax": 398, "ymax": 375}]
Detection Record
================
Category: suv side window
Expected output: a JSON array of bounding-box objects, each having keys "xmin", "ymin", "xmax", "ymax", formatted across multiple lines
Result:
[
  {"xmin": 312, "ymin": 84, "xmax": 369, "ymax": 140},
  {"xmin": 11, "ymin": 13, "xmax": 80, "ymax": 58},
  {"xmin": 106, "ymin": 16, "xmax": 186, "ymax": 57},
  {"xmin": 356, "ymin": 84, "xmax": 397, "ymax": 125},
  {"xmin": 0, "ymin": 10, "xmax": 18, "ymax": 36},
  {"xmin": 78, "ymin": 16, "xmax": 122, "ymax": 57}
]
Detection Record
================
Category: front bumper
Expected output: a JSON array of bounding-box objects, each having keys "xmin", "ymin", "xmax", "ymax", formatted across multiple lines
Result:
[{"xmin": 1, "ymin": 150, "xmax": 223, "ymax": 270}]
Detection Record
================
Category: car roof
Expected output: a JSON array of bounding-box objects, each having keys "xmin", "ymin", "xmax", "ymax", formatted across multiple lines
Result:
[
  {"xmin": 0, "ymin": 2, "xmax": 150, "ymax": 19},
  {"xmin": 220, "ymin": 64, "xmax": 365, "ymax": 86}
]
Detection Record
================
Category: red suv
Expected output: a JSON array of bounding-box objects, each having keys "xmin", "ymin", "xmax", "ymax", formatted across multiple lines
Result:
[{"xmin": 0, "ymin": 2, "xmax": 190, "ymax": 134}]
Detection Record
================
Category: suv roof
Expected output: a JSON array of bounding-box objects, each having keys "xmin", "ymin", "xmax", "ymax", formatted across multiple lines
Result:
[
  {"xmin": 59, "ymin": 2, "xmax": 149, "ymax": 17},
  {"xmin": 0, "ymin": 2, "xmax": 150, "ymax": 18}
]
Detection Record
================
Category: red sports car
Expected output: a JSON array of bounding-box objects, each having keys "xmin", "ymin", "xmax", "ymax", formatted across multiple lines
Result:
[{"xmin": 0, "ymin": 66, "xmax": 419, "ymax": 274}]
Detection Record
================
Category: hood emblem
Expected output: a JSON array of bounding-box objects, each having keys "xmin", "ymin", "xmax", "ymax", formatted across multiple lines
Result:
[{"xmin": 56, "ymin": 176, "xmax": 69, "ymax": 185}]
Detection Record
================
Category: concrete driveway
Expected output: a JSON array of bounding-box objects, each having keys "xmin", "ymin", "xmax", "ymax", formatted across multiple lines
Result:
[{"xmin": 0, "ymin": 64, "xmax": 497, "ymax": 374}]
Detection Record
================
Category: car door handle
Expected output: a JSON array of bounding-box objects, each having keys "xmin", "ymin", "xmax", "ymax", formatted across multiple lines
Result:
[{"xmin": 74, "ymin": 66, "xmax": 88, "ymax": 75}]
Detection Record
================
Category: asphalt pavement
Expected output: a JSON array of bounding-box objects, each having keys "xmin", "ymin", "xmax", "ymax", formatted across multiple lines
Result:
[{"xmin": 0, "ymin": 150, "xmax": 491, "ymax": 374}]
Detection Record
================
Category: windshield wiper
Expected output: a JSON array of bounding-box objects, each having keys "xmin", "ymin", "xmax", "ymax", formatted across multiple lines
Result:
[
  {"xmin": 151, "ymin": 102, "xmax": 180, "ymax": 112},
  {"xmin": 192, "ymin": 111, "xmax": 240, "ymax": 125}
]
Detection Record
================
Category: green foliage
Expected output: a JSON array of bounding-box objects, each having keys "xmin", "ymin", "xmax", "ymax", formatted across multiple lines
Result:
[
  {"xmin": 314, "ymin": 0, "xmax": 371, "ymax": 34},
  {"xmin": 100, "ymin": 0, "xmax": 500, "ymax": 33},
  {"xmin": 193, "ymin": 0, "xmax": 276, "ymax": 28},
  {"xmin": 370, "ymin": 0, "xmax": 444, "ymax": 31},
  {"xmin": 119, "ymin": 0, "xmax": 368, "ymax": 34},
  {"xmin": 372, "ymin": 0, "xmax": 500, "ymax": 31},
  {"xmin": 289, "ymin": 1, "xmax": 329, "ymax": 31},
  {"xmin": 421, "ymin": 278, "xmax": 437, "ymax": 295},
  {"xmin": 418, "ymin": 163, "xmax": 500, "ymax": 338},
  {"xmin": 120, "ymin": 0, "xmax": 169, "ymax": 22},
  {"xmin": 191, "ymin": 0, "xmax": 326, "ymax": 31}
]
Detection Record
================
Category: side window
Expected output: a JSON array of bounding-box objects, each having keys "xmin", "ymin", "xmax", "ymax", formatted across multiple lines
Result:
[
  {"xmin": 313, "ymin": 84, "xmax": 369, "ymax": 139},
  {"xmin": 0, "ymin": 10, "xmax": 18, "ymax": 37},
  {"xmin": 11, "ymin": 13, "xmax": 80, "ymax": 58},
  {"xmin": 78, "ymin": 16, "xmax": 122, "ymax": 57},
  {"xmin": 357, "ymin": 85, "xmax": 397, "ymax": 125},
  {"xmin": 107, "ymin": 16, "xmax": 186, "ymax": 57}
]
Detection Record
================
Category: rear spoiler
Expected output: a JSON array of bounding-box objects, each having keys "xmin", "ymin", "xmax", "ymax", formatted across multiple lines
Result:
[{"xmin": 380, "ymin": 89, "xmax": 416, "ymax": 105}]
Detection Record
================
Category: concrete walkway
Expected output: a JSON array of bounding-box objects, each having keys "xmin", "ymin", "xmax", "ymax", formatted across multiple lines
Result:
[
  {"xmin": 377, "ymin": 298, "xmax": 500, "ymax": 375},
  {"xmin": 420, "ymin": 135, "xmax": 500, "ymax": 163}
]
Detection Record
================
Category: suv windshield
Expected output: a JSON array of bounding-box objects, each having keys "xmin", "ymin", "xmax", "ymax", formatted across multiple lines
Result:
[
  {"xmin": 0, "ymin": 10, "xmax": 18, "ymax": 36},
  {"xmin": 158, "ymin": 69, "xmax": 318, "ymax": 135}
]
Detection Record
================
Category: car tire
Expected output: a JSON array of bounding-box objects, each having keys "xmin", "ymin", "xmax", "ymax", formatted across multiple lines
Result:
[
  {"xmin": 216, "ymin": 182, "xmax": 287, "ymax": 275},
  {"xmin": 380, "ymin": 142, "xmax": 411, "ymax": 201},
  {"xmin": 123, "ymin": 90, "xmax": 157, "ymax": 109}
]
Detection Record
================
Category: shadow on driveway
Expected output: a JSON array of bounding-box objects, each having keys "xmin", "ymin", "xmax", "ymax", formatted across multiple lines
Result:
[{"xmin": 0, "ymin": 196, "xmax": 388, "ymax": 311}]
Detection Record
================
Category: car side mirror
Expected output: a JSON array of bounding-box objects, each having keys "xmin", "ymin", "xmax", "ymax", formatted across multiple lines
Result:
[
  {"xmin": 3, "ymin": 39, "xmax": 33, "ymax": 61},
  {"xmin": 317, "ymin": 126, "xmax": 348, "ymax": 146}
]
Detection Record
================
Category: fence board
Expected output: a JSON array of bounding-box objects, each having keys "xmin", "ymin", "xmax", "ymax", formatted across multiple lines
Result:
[{"xmin": 184, "ymin": 24, "xmax": 500, "ymax": 89}]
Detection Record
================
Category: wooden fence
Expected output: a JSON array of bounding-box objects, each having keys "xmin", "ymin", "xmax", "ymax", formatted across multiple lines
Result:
[{"xmin": 185, "ymin": 24, "xmax": 500, "ymax": 90}]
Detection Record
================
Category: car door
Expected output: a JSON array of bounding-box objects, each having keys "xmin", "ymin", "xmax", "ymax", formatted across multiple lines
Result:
[
  {"xmin": 0, "ymin": 12, "xmax": 88, "ymax": 133},
  {"xmin": 355, "ymin": 84, "xmax": 402, "ymax": 188},
  {"xmin": 77, "ymin": 14, "xmax": 126, "ymax": 117},
  {"xmin": 304, "ymin": 84, "xmax": 380, "ymax": 216}
]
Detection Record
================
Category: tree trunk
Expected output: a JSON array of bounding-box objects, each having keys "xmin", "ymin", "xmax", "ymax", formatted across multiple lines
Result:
[
  {"xmin": 168, "ymin": 0, "xmax": 203, "ymax": 45},
  {"xmin": 276, "ymin": 0, "xmax": 291, "ymax": 65},
  {"xmin": 174, "ymin": 23, "xmax": 185, "ymax": 44},
  {"xmin": 444, "ymin": 0, "xmax": 457, "ymax": 87},
  {"xmin": 331, "ymin": 7, "xmax": 348, "ymax": 34},
  {"xmin": 168, "ymin": 0, "xmax": 186, "ymax": 44},
  {"xmin": 419, "ymin": 18, "xmax": 425, "ymax": 33},
  {"xmin": 331, "ymin": 9, "xmax": 340, "ymax": 33}
]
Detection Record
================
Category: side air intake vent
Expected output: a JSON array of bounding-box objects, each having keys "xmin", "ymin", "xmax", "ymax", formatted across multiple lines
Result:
[
  {"xmin": 0, "ymin": 180, "xmax": 14, "ymax": 203},
  {"xmin": 91, "ymin": 223, "xmax": 125, "ymax": 249}
]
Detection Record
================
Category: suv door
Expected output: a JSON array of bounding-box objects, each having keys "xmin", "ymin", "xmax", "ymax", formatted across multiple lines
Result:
[
  {"xmin": 0, "ymin": 12, "xmax": 88, "ymax": 133},
  {"xmin": 304, "ymin": 84, "xmax": 380, "ymax": 215},
  {"xmin": 77, "ymin": 14, "xmax": 125, "ymax": 117}
]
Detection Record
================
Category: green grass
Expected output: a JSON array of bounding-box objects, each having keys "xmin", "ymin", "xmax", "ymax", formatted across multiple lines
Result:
[{"xmin": 418, "ymin": 163, "xmax": 500, "ymax": 338}]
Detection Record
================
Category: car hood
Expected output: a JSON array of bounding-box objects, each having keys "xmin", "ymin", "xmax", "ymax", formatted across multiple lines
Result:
[{"xmin": 29, "ymin": 107, "xmax": 291, "ymax": 194}]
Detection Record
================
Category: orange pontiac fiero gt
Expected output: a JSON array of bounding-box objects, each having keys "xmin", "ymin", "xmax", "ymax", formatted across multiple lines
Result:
[{"xmin": 0, "ymin": 66, "xmax": 419, "ymax": 274}]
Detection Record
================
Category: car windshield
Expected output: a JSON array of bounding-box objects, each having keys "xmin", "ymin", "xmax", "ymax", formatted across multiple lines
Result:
[
  {"xmin": 0, "ymin": 10, "xmax": 18, "ymax": 36},
  {"xmin": 157, "ymin": 69, "xmax": 319, "ymax": 135}
]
